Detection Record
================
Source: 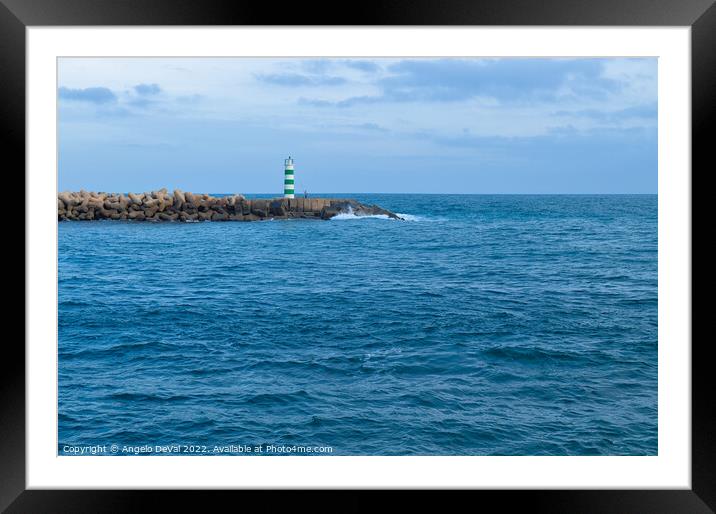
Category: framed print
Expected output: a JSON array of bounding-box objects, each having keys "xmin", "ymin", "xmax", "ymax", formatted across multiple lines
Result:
[{"xmin": 5, "ymin": 0, "xmax": 712, "ymax": 511}]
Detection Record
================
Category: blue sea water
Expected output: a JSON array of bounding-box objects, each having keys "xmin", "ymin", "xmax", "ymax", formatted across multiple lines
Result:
[{"xmin": 58, "ymin": 194, "xmax": 657, "ymax": 456}]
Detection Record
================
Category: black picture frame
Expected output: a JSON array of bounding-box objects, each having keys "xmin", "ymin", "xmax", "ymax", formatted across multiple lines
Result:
[{"xmin": 3, "ymin": 0, "xmax": 711, "ymax": 511}]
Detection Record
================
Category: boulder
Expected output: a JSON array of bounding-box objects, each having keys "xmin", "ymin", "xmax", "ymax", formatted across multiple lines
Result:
[
  {"xmin": 143, "ymin": 198, "xmax": 160, "ymax": 209},
  {"xmin": 57, "ymin": 190, "xmax": 403, "ymax": 223},
  {"xmin": 321, "ymin": 207, "xmax": 340, "ymax": 220},
  {"xmin": 251, "ymin": 199, "xmax": 268, "ymax": 214},
  {"xmin": 58, "ymin": 192, "xmax": 76, "ymax": 207},
  {"xmin": 270, "ymin": 200, "xmax": 286, "ymax": 216},
  {"xmin": 128, "ymin": 192, "xmax": 143, "ymax": 205}
]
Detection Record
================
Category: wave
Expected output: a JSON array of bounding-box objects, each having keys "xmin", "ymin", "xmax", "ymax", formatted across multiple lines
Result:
[
  {"xmin": 395, "ymin": 213, "xmax": 423, "ymax": 222},
  {"xmin": 329, "ymin": 209, "xmax": 426, "ymax": 221},
  {"xmin": 330, "ymin": 212, "xmax": 393, "ymax": 221}
]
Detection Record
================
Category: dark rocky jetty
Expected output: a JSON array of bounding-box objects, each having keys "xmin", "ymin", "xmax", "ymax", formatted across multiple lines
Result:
[{"xmin": 58, "ymin": 189, "xmax": 403, "ymax": 222}]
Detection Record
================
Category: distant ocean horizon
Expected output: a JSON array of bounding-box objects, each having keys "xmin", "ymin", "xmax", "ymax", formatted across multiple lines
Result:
[
  {"xmin": 208, "ymin": 192, "xmax": 657, "ymax": 197},
  {"xmin": 58, "ymin": 193, "xmax": 657, "ymax": 456}
]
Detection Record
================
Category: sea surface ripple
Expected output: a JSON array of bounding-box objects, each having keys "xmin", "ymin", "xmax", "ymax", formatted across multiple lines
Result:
[{"xmin": 58, "ymin": 194, "xmax": 657, "ymax": 455}]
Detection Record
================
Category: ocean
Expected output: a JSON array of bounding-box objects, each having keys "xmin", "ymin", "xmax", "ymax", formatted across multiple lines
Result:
[{"xmin": 58, "ymin": 194, "xmax": 657, "ymax": 456}]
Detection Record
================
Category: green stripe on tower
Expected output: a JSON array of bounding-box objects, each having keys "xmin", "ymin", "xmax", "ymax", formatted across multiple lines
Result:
[{"xmin": 284, "ymin": 156, "xmax": 295, "ymax": 198}]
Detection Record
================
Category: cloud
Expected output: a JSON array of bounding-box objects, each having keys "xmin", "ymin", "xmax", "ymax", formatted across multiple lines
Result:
[
  {"xmin": 301, "ymin": 60, "xmax": 332, "ymax": 74},
  {"xmin": 176, "ymin": 94, "xmax": 204, "ymax": 104},
  {"xmin": 58, "ymin": 86, "xmax": 117, "ymax": 104},
  {"xmin": 427, "ymin": 125, "xmax": 656, "ymax": 152},
  {"xmin": 381, "ymin": 59, "xmax": 617, "ymax": 102},
  {"xmin": 255, "ymin": 73, "xmax": 347, "ymax": 87},
  {"xmin": 297, "ymin": 97, "xmax": 338, "ymax": 107},
  {"xmin": 355, "ymin": 122, "xmax": 387, "ymax": 132},
  {"xmin": 300, "ymin": 58, "xmax": 635, "ymax": 108},
  {"xmin": 127, "ymin": 98, "xmax": 158, "ymax": 109},
  {"xmin": 133, "ymin": 83, "xmax": 162, "ymax": 96},
  {"xmin": 301, "ymin": 59, "xmax": 380, "ymax": 74},
  {"xmin": 343, "ymin": 60, "xmax": 380, "ymax": 72},
  {"xmin": 553, "ymin": 104, "xmax": 657, "ymax": 123}
]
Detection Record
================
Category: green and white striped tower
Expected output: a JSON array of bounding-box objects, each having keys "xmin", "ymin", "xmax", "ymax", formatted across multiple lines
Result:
[{"xmin": 284, "ymin": 156, "xmax": 295, "ymax": 198}]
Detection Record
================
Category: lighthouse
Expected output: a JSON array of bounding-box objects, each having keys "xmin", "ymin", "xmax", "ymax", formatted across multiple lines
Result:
[{"xmin": 284, "ymin": 156, "xmax": 295, "ymax": 199}]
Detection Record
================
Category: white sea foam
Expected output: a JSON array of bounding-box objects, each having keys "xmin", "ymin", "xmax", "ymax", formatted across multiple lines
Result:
[
  {"xmin": 329, "ymin": 205, "xmax": 423, "ymax": 221},
  {"xmin": 395, "ymin": 213, "xmax": 422, "ymax": 222},
  {"xmin": 330, "ymin": 212, "xmax": 393, "ymax": 221}
]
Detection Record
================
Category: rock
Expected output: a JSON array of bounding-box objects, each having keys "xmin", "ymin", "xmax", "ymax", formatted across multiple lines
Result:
[
  {"xmin": 58, "ymin": 192, "xmax": 76, "ymax": 207},
  {"xmin": 158, "ymin": 212, "xmax": 177, "ymax": 221},
  {"xmin": 270, "ymin": 200, "xmax": 286, "ymax": 216},
  {"xmin": 57, "ymin": 191, "xmax": 402, "ymax": 222},
  {"xmin": 251, "ymin": 199, "xmax": 269, "ymax": 214},
  {"xmin": 321, "ymin": 207, "xmax": 340, "ymax": 220},
  {"xmin": 87, "ymin": 198, "xmax": 104, "ymax": 209}
]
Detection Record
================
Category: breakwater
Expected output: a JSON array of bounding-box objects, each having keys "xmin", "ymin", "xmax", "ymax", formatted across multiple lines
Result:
[{"xmin": 57, "ymin": 189, "xmax": 403, "ymax": 222}]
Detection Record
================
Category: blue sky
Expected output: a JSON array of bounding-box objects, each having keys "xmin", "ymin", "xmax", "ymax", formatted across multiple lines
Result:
[{"xmin": 58, "ymin": 57, "xmax": 657, "ymax": 194}]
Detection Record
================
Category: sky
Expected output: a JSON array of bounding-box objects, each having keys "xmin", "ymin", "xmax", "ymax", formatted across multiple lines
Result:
[{"xmin": 58, "ymin": 57, "xmax": 657, "ymax": 194}]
